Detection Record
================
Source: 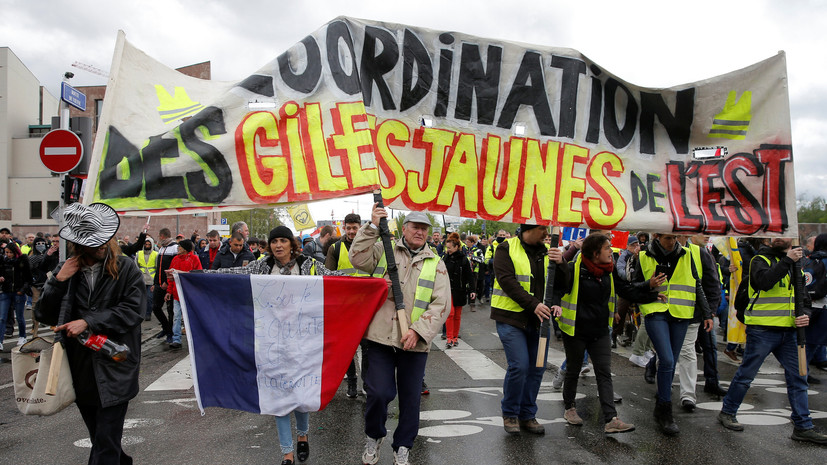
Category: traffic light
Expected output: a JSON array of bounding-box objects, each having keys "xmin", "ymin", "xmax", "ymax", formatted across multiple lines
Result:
[{"xmin": 61, "ymin": 177, "xmax": 83, "ymax": 205}]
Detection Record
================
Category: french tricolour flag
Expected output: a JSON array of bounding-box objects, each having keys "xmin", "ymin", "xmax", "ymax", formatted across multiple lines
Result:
[{"xmin": 176, "ymin": 273, "xmax": 388, "ymax": 416}]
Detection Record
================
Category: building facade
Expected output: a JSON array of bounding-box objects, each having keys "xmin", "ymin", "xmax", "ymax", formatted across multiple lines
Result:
[{"xmin": 0, "ymin": 48, "xmax": 219, "ymax": 240}]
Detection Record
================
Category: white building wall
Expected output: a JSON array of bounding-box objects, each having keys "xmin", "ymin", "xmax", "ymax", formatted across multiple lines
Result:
[{"xmin": 0, "ymin": 47, "xmax": 59, "ymax": 234}]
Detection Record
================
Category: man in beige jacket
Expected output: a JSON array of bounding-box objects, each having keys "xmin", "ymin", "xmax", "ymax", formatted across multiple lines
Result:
[{"xmin": 349, "ymin": 204, "xmax": 450, "ymax": 465}]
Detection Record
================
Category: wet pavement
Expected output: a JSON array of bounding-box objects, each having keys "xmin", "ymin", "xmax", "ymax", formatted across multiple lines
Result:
[{"xmin": 1, "ymin": 303, "xmax": 825, "ymax": 464}]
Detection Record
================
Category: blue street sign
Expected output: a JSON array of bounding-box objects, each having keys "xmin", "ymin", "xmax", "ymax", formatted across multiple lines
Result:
[
  {"xmin": 561, "ymin": 227, "xmax": 589, "ymax": 242},
  {"xmin": 61, "ymin": 82, "xmax": 86, "ymax": 111},
  {"xmin": 220, "ymin": 218, "xmax": 227, "ymax": 225}
]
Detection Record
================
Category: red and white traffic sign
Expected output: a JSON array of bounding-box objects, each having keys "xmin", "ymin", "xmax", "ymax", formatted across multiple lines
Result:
[{"xmin": 39, "ymin": 129, "xmax": 83, "ymax": 173}]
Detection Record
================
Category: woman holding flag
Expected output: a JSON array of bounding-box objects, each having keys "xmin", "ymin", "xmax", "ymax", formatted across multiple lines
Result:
[
  {"xmin": 200, "ymin": 225, "xmax": 343, "ymax": 465},
  {"xmin": 544, "ymin": 232, "xmax": 664, "ymax": 433}
]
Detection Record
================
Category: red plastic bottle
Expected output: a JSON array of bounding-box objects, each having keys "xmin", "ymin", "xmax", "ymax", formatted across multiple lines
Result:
[{"xmin": 76, "ymin": 330, "xmax": 130, "ymax": 362}]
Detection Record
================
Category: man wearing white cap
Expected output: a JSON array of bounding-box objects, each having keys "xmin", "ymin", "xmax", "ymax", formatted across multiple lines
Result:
[{"xmin": 350, "ymin": 206, "xmax": 451, "ymax": 465}]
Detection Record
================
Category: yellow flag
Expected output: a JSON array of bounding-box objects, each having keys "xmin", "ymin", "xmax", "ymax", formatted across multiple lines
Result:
[
  {"xmin": 726, "ymin": 237, "xmax": 747, "ymax": 344},
  {"xmin": 288, "ymin": 204, "xmax": 316, "ymax": 231}
]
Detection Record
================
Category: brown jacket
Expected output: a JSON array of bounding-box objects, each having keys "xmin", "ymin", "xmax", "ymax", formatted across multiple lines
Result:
[{"xmin": 349, "ymin": 223, "xmax": 451, "ymax": 352}]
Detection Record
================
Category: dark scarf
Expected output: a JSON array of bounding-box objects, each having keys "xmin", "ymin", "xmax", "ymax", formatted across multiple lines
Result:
[{"xmin": 582, "ymin": 257, "xmax": 614, "ymax": 277}]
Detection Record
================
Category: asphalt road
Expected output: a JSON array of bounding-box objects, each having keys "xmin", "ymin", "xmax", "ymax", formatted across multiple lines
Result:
[{"xmin": 1, "ymin": 303, "xmax": 825, "ymax": 464}]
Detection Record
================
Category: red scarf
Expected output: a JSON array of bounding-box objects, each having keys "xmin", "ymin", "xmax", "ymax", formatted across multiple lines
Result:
[{"xmin": 582, "ymin": 257, "xmax": 614, "ymax": 277}]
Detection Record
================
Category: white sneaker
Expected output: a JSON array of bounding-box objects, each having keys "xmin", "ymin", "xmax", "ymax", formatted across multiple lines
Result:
[
  {"xmin": 551, "ymin": 368, "xmax": 565, "ymax": 390},
  {"xmin": 393, "ymin": 446, "xmax": 410, "ymax": 465},
  {"xmin": 629, "ymin": 354, "xmax": 647, "ymax": 368},
  {"xmin": 643, "ymin": 350, "xmax": 655, "ymax": 362},
  {"xmin": 362, "ymin": 436, "xmax": 384, "ymax": 465},
  {"xmin": 18, "ymin": 337, "xmax": 27, "ymax": 347},
  {"xmin": 579, "ymin": 364, "xmax": 591, "ymax": 376}
]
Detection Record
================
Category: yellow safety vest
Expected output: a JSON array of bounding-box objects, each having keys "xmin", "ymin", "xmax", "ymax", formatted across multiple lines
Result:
[
  {"xmin": 745, "ymin": 255, "xmax": 796, "ymax": 328},
  {"xmin": 638, "ymin": 249, "xmax": 696, "ymax": 319},
  {"xmin": 411, "ymin": 256, "xmax": 439, "ymax": 322},
  {"xmin": 336, "ymin": 240, "xmax": 387, "ymax": 278},
  {"xmin": 137, "ymin": 250, "xmax": 158, "ymax": 280},
  {"xmin": 491, "ymin": 237, "xmax": 548, "ymax": 312},
  {"xmin": 557, "ymin": 254, "xmax": 615, "ymax": 336}
]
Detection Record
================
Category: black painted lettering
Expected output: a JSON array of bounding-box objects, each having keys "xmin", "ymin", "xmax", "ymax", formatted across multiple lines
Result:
[
  {"xmin": 278, "ymin": 35, "xmax": 322, "ymax": 94},
  {"xmin": 497, "ymin": 51, "xmax": 555, "ymax": 136},
  {"xmin": 99, "ymin": 126, "xmax": 143, "ymax": 199},
  {"xmin": 325, "ymin": 20, "xmax": 360, "ymax": 95},
  {"xmin": 177, "ymin": 106, "xmax": 232, "ymax": 203},
  {"xmin": 603, "ymin": 78, "xmax": 638, "ymax": 149},
  {"xmin": 400, "ymin": 29, "xmax": 433, "ymax": 112},
  {"xmin": 639, "ymin": 88, "xmax": 695, "ymax": 155},
  {"xmin": 455, "ymin": 43, "xmax": 502, "ymax": 125},
  {"xmin": 550, "ymin": 55, "xmax": 586, "ymax": 139},
  {"xmin": 360, "ymin": 26, "xmax": 399, "ymax": 110}
]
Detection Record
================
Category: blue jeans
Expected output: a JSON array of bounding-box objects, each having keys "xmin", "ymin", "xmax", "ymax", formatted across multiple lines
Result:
[
  {"xmin": 144, "ymin": 285, "xmax": 153, "ymax": 319},
  {"xmin": 275, "ymin": 411, "xmax": 309, "ymax": 454},
  {"xmin": 496, "ymin": 321, "xmax": 547, "ymax": 419},
  {"xmin": 172, "ymin": 300, "xmax": 183, "ymax": 344},
  {"xmin": 0, "ymin": 292, "xmax": 27, "ymax": 344},
  {"xmin": 722, "ymin": 326, "xmax": 813, "ymax": 430},
  {"xmin": 644, "ymin": 312, "xmax": 690, "ymax": 403}
]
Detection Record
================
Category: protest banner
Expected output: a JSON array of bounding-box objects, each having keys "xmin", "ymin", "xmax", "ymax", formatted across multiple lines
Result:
[
  {"xmin": 176, "ymin": 272, "xmax": 388, "ymax": 416},
  {"xmin": 86, "ymin": 17, "xmax": 796, "ymax": 235}
]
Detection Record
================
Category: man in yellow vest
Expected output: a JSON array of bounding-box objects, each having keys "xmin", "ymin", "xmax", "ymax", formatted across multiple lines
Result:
[
  {"xmin": 135, "ymin": 237, "xmax": 157, "ymax": 320},
  {"xmin": 325, "ymin": 213, "xmax": 378, "ymax": 399},
  {"xmin": 633, "ymin": 233, "xmax": 712, "ymax": 435},
  {"xmin": 350, "ymin": 206, "xmax": 450, "ymax": 465},
  {"xmin": 491, "ymin": 224, "xmax": 563, "ymax": 435},
  {"xmin": 718, "ymin": 237, "xmax": 827, "ymax": 444}
]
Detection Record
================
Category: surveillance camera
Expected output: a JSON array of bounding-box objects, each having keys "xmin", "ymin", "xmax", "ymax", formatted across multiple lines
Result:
[{"xmin": 64, "ymin": 71, "xmax": 74, "ymax": 79}]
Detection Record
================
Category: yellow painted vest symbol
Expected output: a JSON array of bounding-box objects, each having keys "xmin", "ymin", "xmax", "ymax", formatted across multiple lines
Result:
[
  {"xmin": 708, "ymin": 91, "xmax": 751, "ymax": 140},
  {"xmin": 155, "ymin": 85, "xmax": 205, "ymax": 124}
]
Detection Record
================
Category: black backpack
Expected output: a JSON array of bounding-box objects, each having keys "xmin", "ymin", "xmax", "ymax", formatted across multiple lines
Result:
[{"xmin": 802, "ymin": 255, "xmax": 827, "ymax": 301}]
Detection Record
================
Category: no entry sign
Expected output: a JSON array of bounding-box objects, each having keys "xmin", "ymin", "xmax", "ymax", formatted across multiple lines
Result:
[{"xmin": 39, "ymin": 129, "xmax": 83, "ymax": 173}]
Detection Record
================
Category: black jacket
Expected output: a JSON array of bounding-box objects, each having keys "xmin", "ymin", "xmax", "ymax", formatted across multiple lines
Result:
[
  {"xmin": 36, "ymin": 255, "xmax": 145, "ymax": 407},
  {"xmin": 491, "ymin": 238, "xmax": 569, "ymax": 330},
  {"xmin": 443, "ymin": 250, "xmax": 476, "ymax": 307},
  {"xmin": 211, "ymin": 244, "xmax": 256, "ymax": 270},
  {"xmin": 556, "ymin": 261, "xmax": 658, "ymax": 339},
  {"xmin": 1, "ymin": 255, "xmax": 32, "ymax": 295}
]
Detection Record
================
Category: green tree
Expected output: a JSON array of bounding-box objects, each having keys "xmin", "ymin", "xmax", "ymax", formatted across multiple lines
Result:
[
  {"xmin": 222, "ymin": 207, "xmax": 285, "ymax": 240},
  {"xmin": 457, "ymin": 219, "xmax": 519, "ymax": 238},
  {"xmin": 798, "ymin": 196, "xmax": 827, "ymax": 224}
]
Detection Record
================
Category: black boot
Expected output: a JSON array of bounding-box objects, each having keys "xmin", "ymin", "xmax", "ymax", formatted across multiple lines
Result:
[
  {"xmin": 644, "ymin": 356, "xmax": 657, "ymax": 384},
  {"xmin": 653, "ymin": 401, "xmax": 679, "ymax": 436}
]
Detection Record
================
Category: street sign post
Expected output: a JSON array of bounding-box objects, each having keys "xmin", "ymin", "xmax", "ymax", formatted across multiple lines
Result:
[
  {"xmin": 61, "ymin": 82, "xmax": 86, "ymax": 111},
  {"xmin": 39, "ymin": 129, "xmax": 83, "ymax": 173}
]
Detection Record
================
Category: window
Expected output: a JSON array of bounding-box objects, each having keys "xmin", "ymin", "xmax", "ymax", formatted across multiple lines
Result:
[
  {"xmin": 30, "ymin": 201, "xmax": 42, "ymax": 219},
  {"xmin": 95, "ymin": 99, "xmax": 103, "ymax": 130},
  {"xmin": 46, "ymin": 201, "xmax": 59, "ymax": 218}
]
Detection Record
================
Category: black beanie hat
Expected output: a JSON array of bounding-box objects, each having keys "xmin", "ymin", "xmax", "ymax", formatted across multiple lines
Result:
[
  {"xmin": 520, "ymin": 224, "xmax": 542, "ymax": 233},
  {"xmin": 269, "ymin": 226, "xmax": 295, "ymax": 243}
]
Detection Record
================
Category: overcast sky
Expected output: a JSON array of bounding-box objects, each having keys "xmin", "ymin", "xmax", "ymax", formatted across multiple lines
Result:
[{"xmin": 2, "ymin": 0, "xmax": 825, "ymax": 225}]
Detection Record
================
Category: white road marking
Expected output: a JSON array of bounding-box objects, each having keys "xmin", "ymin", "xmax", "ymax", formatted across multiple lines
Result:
[
  {"xmin": 145, "ymin": 356, "xmax": 192, "ymax": 391},
  {"xmin": 439, "ymin": 340, "xmax": 505, "ymax": 380}
]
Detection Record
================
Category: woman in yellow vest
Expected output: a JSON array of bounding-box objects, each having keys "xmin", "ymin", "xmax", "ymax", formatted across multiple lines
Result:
[
  {"xmin": 632, "ymin": 233, "xmax": 711, "ymax": 436},
  {"xmin": 549, "ymin": 233, "xmax": 664, "ymax": 433}
]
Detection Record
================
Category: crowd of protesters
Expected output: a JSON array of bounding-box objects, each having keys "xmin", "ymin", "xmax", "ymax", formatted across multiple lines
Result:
[{"xmin": 5, "ymin": 216, "xmax": 827, "ymax": 464}]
